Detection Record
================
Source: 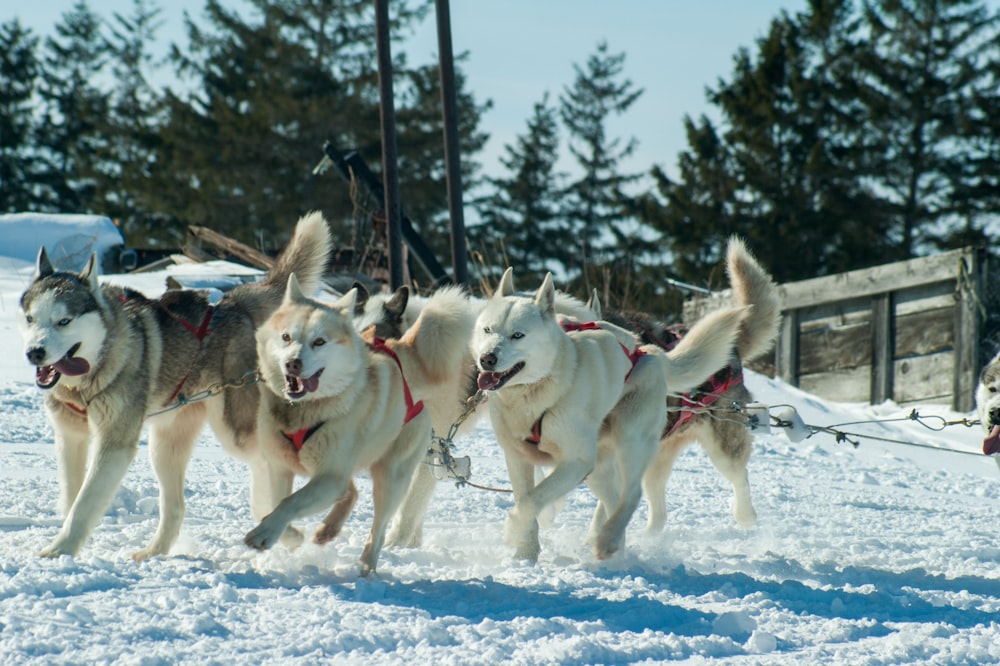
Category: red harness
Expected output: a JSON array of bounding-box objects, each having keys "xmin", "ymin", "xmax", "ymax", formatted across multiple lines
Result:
[
  {"xmin": 525, "ymin": 320, "xmax": 647, "ymax": 445},
  {"xmin": 163, "ymin": 306, "xmax": 215, "ymax": 405},
  {"xmin": 280, "ymin": 336, "xmax": 424, "ymax": 453},
  {"xmin": 664, "ymin": 364, "xmax": 743, "ymax": 437}
]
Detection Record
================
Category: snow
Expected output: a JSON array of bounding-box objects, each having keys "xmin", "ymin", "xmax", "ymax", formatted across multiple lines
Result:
[
  {"xmin": 0, "ymin": 231, "xmax": 998, "ymax": 664},
  {"xmin": 0, "ymin": 213, "xmax": 125, "ymax": 272}
]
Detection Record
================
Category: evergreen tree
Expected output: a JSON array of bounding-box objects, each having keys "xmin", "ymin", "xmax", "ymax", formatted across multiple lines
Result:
[
  {"xmin": 855, "ymin": 0, "xmax": 1000, "ymax": 257},
  {"xmin": 0, "ymin": 20, "xmax": 43, "ymax": 213},
  {"xmin": 471, "ymin": 93, "xmax": 565, "ymax": 286},
  {"xmin": 101, "ymin": 0, "xmax": 166, "ymax": 242},
  {"xmin": 558, "ymin": 41, "xmax": 653, "ymax": 302},
  {"xmin": 35, "ymin": 0, "xmax": 111, "ymax": 214}
]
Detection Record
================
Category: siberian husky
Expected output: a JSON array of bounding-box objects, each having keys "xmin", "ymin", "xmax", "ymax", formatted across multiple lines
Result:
[
  {"xmin": 245, "ymin": 275, "xmax": 476, "ymax": 575},
  {"xmin": 19, "ymin": 212, "xmax": 332, "ymax": 559},
  {"xmin": 471, "ymin": 268, "xmax": 746, "ymax": 562},
  {"xmin": 975, "ymin": 350, "xmax": 1000, "ymax": 456},
  {"xmin": 596, "ymin": 237, "xmax": 780, "ymax": 531}
]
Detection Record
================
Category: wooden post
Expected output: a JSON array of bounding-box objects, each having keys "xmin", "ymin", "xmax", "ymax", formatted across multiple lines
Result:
[
  {"xmin": 434, "ymin": 0, "xmax": 468, "ymax": 287},
  {"xmin": 870, "ymin": 292, "xmax": 894, "ymax": 404},
  {"xmin": 374, "ymin": 0, "xmax": 405, "ymax": 290},
  {"xmin": 953, "ymin": 247, "xmax": 984, "ymax": 412},
  {"xmin": 777, "ymin": 309, "xmax": 800, "ymax": 386}
]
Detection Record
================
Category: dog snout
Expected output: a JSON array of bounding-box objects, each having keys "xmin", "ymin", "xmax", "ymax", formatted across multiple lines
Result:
[
  {"xmin": 285, "ymin": 357, "xmax": 303, "ymax": 376},
  {"xmin": 26, "ymin": 347, "xmax": 46, "ymax": 366},
  {"xmin": 479, "ymin": 351, "xmax": 497, "ymax": 371},
  {"xmin": 990, "ymin": 407, "xmax": 1000, "ymax": 427}
]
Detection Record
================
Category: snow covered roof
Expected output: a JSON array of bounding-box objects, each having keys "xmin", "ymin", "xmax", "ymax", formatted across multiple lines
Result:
[{"xmin": 0, "ymin": 212, "xmax": 126, "ymax": 273}]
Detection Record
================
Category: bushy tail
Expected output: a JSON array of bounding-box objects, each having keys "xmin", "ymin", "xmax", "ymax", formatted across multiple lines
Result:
[
  {"xmin": 654, "ymin": 306, "xmax": 747, "ymax": 395},
  {"xmin": 401, "ymin": 285, "xmax": 477, "ymax": 381},
  {"xmin": 727, "ymin": 236, "xmax": 780, "ymax": 361},
  {"xmin": 235, "ymin": 211, "xmax": 332, "ymax": 325}
]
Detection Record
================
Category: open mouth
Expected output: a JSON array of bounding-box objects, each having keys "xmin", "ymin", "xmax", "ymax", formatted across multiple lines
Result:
[
  {"xmin": 285, "ymin": 368, "xmax": 324, "ymax": 400},
  {"xmin": 984, "ymin": 424, "xmax": 1000, "ymax": 456},
  {"xmin": 477, "ymin": 361, "xmax": 525, "ymax": 392},
  {"xmin": 35, "ymin": 343, "xmax": 90, "ymax": 389}
]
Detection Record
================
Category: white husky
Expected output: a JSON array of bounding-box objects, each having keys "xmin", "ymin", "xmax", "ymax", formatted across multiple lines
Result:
[{"xmin": 471, "ymin": 268, "xmax": 747, "ymax": 562}]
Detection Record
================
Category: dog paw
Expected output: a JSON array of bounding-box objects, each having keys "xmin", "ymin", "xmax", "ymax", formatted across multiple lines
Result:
[
  {"xmin": 312, "ymin": 522, "xmax": 341, "ymax": 545},
  {"xmin": 244, "ymin": 516, "xmax": 286, "ymax": 551},
  {"xmin": 512, "ymin": 542, "xmax": 540, "ymax": 564},
  {"xmin": 281, "ymin": 526, "xmax": 305, "ymax": 549},
  {"xmin": 37, "ymin": 538, "xmax": 75, "ymax": 559},
  {"xmin": 733, "ymin": 501, "xmax": 757, "ymax": 528},
  {"xmin": 385, "ymin": 527, "xmax": 421, "ymax": 549}
]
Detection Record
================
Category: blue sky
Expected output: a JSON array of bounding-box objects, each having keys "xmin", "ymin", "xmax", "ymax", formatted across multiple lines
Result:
[{"xmin": 12, "ymin": 1, "xmax": 806, "ymax": 183}]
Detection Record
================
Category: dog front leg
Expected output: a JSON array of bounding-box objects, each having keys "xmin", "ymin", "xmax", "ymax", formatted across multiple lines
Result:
[
  {"xmin": 48, "ymin": 405, "xmax": 89, "ymax": 517},
  {"xmin": 244, "ymin": 471, "xmax": 345, "ymax": 551},
  {"xmin": 39, "ymin": 440, "xmax": 139, "ymax": 558},
  {"xmin": 313, "ymin": 480, "xmax": 358, "ymax": 545}
]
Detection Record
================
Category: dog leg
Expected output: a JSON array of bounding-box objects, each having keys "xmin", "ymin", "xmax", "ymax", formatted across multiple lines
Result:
[
  {"xmin": 244, "ymin": 469, "xmax": 344, "ymax": 551},
  {"xmin": 133, "ymin": 405, "xmax": 206, "ymax": 561},
  {"xmin": 642, "ymin": 434, "xmax": 688, "ymax": 532},
  {"xmin": 49, "ymin": 407, "xmax": 89, "ymax": 517},
  {"xmin": 386, "ymin": 460, "xmax": 436, "ymax": 548},
  {"xmin": 702, "ymin": 432, "xmax": 757, "ymax": 528},
  {"xmin": 313, "ymin": 480, "xmax": 358, "ymax": 545},
  {"xmin": 361, "ymin": 433, "xmax": 427, "ymax": 576},
  {"xmin": 39, "ymin": 441, "xmax": 139, "ymax": 558}
]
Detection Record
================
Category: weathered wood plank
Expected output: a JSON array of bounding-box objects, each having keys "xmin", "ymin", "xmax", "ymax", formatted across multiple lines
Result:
[
  {"xmin": 871, "ymin": 293, "xmax": 893, "ymax": 404},
  {"xmin": 953, "ymin": 248, "xmax": 985, "ymax": 412},
  {"xmin": 799, "ymin": 320, "xmax": 872, "ymax": 374},
  {"xmin": 777, "ymin": 248, "xmax": 970, "ymax": 310},
  {"xmin": 892, "ymin": 351, "xmax": 954, "ymax": 405},
  {"xmin": 894, "ymin": 306, "xmax": 954, "ymax": 358},
  {"xmin": 798, "ymin": 365, "xmax": 871, "ymax": 404},
  {"xmin": 777, "ymin": 309, "xmax": 800, "ymax": 385}
]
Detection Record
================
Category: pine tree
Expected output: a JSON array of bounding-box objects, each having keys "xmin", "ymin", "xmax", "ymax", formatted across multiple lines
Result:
[
  {"xmin": 35, "ymin": 0, "xmax": 111, "ymax": 213},
  {"xmin": 558, "ymin": 41, "xmax": 652, "ymax": 298},
  {"xmin": 0, "ymin": 20, "xmax": 43, "ymax": 213},
  {"xmin": 101, "ymin": 0, "xmax": 166, "ymax": 242},
  {"xmin": 471, "ymin": 93, "xmax": 565, "ymax": 286}
]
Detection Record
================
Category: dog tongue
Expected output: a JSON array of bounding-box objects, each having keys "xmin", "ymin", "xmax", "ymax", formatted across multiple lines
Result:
[
  {"xmin": 53, "ymin": 356, "xmax": 90, "ymax": 376},
  {"xmin": 984, "ymin": 425, "xmax": 1000, "ymax": 456},
  {"xmin": 477, "ymin": 372, "xmax": 502, "ymax": 391}
]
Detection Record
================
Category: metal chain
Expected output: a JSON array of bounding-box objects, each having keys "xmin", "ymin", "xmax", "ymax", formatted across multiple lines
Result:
[{"xmin": 146, "ymin": 368, "xmax": 262, "ymax": 418}]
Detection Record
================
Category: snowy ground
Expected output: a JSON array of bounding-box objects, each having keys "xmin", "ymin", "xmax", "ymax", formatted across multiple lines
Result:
[{"xmin": 0, "ymin": 252, "xmax": 998, "ymax": 665}]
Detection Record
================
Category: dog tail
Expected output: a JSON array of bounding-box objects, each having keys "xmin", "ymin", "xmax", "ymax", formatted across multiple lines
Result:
[
  {"xmin": 655, "ymin": 306, "xmax": 747, "ymax": 395},
  {"xmin": 237, "ymin": 211, "xmax": 332, "ymax": 324},
  {"xmin": 399, "ymin": 285, "xmax": 476, "ymax": 382},
  {"xmin": 727, "ymin": 236, "xmax": 780, "ymax": 361}
]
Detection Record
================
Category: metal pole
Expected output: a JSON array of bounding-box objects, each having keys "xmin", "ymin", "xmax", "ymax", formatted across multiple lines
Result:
[
  {"xmin": 434, "ymin": 0, "xmax": 468, "ymax": 286},
  {"xmin": 374, "ymin": 0, "xmax": 405, "ymax": 289}
]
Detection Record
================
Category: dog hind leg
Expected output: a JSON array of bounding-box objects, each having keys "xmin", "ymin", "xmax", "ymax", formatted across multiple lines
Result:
[
  {"xmin": 386, "ymin": 460, "xmax": 436, "ymax": 548},
  {"xmin": 642, "ymin": 432, "xmax": 691, "ymax": 532},
  {"xmin": 133, "ymin": 404, "xmax": 207, "ymax": 561},
  {"xmin": 701, "ymin": 428, "xmax": 756, "ymax": 528},
  {"xmin": 313, "ymin": 480, "xmax": 359, "ymax": 545}
]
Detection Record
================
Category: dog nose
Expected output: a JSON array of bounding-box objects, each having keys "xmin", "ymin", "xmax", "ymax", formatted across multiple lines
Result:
[
  {"xmin": 991, "ymin": 407, "xmax": 1000, "ymax": 426},
  {"xmin": 285, "ymin": 358, "xmax": 302, "ymax": 375},
  {"xmin": 26, "ymin": 347, "xmax": 46, "ymax": 365},
  {"xmin": 479, "ymin": 352, "xmax": 497, "ymax": 371}
]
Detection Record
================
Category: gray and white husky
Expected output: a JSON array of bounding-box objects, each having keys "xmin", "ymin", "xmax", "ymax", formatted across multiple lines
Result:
[
  {"xmin": 19, "ymin": 212, "xmax": 331, "ymax": 559},
  {"xmin": 975, "ymin": 350, "xmax": 1000, "ymax": 456}
]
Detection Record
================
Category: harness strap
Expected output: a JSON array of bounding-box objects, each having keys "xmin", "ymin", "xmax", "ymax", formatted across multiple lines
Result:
[
  {"xmin": 164, "ymin": 306, "xmax": 216, "ymax": 405},
  {"xmin": 370, "ymin": 337, "xmax": 424, "ymax": 425},
  {"xmin": 281, "ymin": 421, "xmax": 326, "ymax": 452},
  {"xmin": 62, "ymin": 400, "xmax": 88, "ymax": 416},
  {"xmin": 560, "ymin": 320, "xmax": 647, "ymax": 380},
  {"xmin": 665, "ymin": 364, "xmax": 744, "ymax": 437}
]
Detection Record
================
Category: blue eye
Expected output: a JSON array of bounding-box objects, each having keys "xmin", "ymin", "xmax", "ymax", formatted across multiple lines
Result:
[
  {"xmin": 511, "ymin": 332, "xmax": 524, "ymax": 340},
  {"xmin": 58, "ymin": 318, "xmax": 71, "ymax": 327}
]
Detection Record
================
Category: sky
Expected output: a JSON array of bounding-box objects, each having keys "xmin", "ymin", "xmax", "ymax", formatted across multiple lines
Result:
[
  {"xmin": 10, "ymin": 0, "xmax": 808, "ymax": 183},
  {"xmin": 0, "ymin": 219, "xmax": 998, "ymax": 662}
]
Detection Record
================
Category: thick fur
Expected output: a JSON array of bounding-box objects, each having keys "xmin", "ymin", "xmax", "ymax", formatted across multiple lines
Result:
[
  {"xmin": 19, "ymin": 212, "xmax": 331, "ymax": 559},
  {"xmin": 976, "ymin": 350, "xmax": 1000, "ymax": 456},
  {"xmin": 640, "ymin": 236, "xmax": 780, "ymax": 531},
  {"xmin": 248, "ymin": 275, "xmax": 477, "ymax": 575},
  {"xmin": 472, "ymin": 268, "xmax": 745, "ymax": 563}
]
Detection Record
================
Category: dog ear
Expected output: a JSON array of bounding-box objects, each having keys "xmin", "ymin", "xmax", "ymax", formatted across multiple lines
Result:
[
  {"xmin": 535, "ymin": 273, "xmax": 556, "ymax": 317},
  {"xmin": 384, "ymin": 285, "xmax": 409, "ymax": 320},
  {"xmin": 285, "ymin": 272, "xmax": 306, "ymax": 303},
  {"xmin": 351, "ymin": 281, "xmax": 369, "ymax": 315},
  {"xmin": 35, "ymin": 247, "xmax": 54, "ymax": 279},
  {"xmin": 332, "ymin": 287, "xmax": 357, "ymax": 315},
  {"xmin": 587, "ymin": 288, "xmax": 603, "ymax": 319},
  {"xmin": 78, "ymin": 253, "xmax": 101, "ymax": 290},
  {"xmin": 497, "ymin": 267, "xmax": 515, "ymax": 297}
]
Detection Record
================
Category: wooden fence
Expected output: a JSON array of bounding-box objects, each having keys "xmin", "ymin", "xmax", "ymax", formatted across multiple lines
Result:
[{"xmin": 684, "ymin": 247, "xmax": 988, "ymax": 412}]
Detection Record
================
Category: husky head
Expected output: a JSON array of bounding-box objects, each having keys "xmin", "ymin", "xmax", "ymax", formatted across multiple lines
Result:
[
  {"xmin": 352, "ymin": 284, "xmax": 410, "ymax": 340},
  {"xmin": 976, "ymin": 350, "xmax": 1000, "ymax": 456},
  {"xmin": 19, "ymin": 248, "xmax": 108, "ymax": 390},
  {"xmin": 472, "ymin": 268, "xmax": 563, "ymax": 392},
  {"xmin": 256, "ymin": 273, "xmax": 365, "ymax": 402}
]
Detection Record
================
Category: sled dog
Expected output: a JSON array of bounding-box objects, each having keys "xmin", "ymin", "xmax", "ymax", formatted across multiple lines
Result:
[
  {"xmin": 592, "ymin": 237, "xmax": 779, "ymax": 531},
  {"xmin": 472, "ymin": 268, "xmax": 746, "ymax": 562},
  {"xmin": 976, "ymin": 350, "xmax": 1000, "ymax": 456},
  {"xmin": 19, "ymin": 212, "xmax": 331, "ymax": 559},
  {"xmin": 246, "ymin": 274, "xmax": 474, "ymax": 575}
]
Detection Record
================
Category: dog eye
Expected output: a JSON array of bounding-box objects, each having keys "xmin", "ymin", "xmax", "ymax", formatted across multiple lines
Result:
[
  {"xmin": 57, "ymin": 318, "xmax": 71, "ymax": 327},
  {"xmin": 25, "ymin": 315, "xmax": 34, "ymax": 324},
  {"xmin": 483, "ymin": 326, "xmax": 492, "ymax": 335},
  {"xmin": 312, "ymin": 338, "xmax": 326, "ymax": 347},
  {"xmin": 511, "ymin": 332, "xmax": 524, "ymax": 340},
  {"xmin": 281, "ymin": 332, "xmax": 291, "ymax": 343}
]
